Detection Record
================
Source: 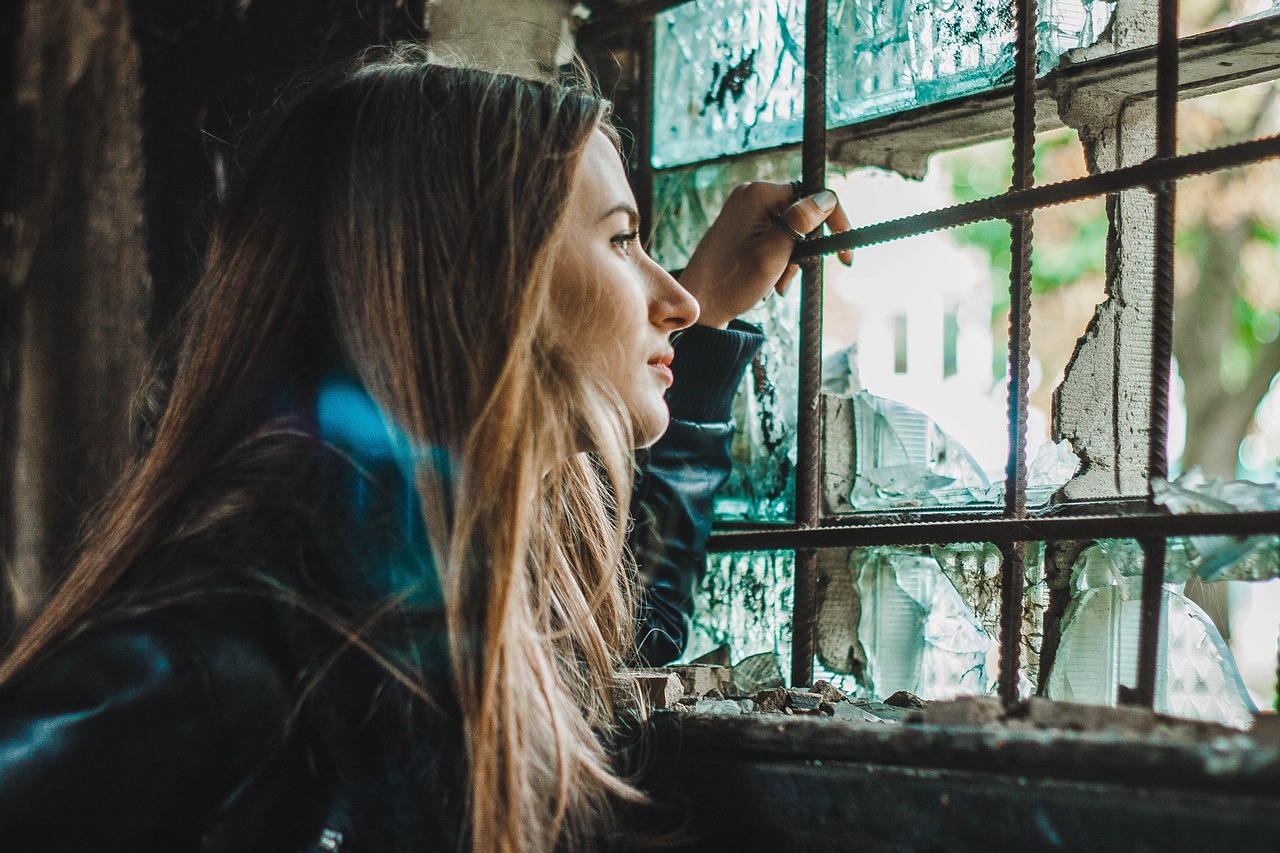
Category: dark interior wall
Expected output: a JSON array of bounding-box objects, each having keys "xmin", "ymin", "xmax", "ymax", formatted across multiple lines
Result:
[
  {"xmin": 130, "ymin": 0, "xmax": 427, "ymax": 342},
  {"xmin": 0, "ymin": 0, "xmax": 425, "ymax": 635},
  {"xmin": 0, "ymin": 0, "xmax": 24, "ymax": 639},
  {"xmin": 2, "ymin": 0, "xmax": 153, "ymax": 633}
]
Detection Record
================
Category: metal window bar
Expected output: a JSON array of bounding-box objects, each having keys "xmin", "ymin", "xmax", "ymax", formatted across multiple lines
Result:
[
  {"xmin": 583, "ymin": 0, "xmax": 1280, "ymax": 710},
  {"xmin": 790, "ymin": 0, "xmax": 828, "ymax": 688}
]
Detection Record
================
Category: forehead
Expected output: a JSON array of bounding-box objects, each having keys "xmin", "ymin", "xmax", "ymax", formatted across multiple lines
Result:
[{"xmin": 571, "ymin": 130, "xmax": 634, "ymax": 209}]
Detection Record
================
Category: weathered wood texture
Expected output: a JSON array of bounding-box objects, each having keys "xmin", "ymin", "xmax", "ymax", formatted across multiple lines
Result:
[
  {"xmin": 3, "ymin": 0, "xmax": 152, "ymax": 630},
  {"xmin": 639, "ymin": 713, "xmax": 1280, "ymax": 852},
  {"xmin": 0, "ymin": 0, "xmax": 426, "ymax": 633}
]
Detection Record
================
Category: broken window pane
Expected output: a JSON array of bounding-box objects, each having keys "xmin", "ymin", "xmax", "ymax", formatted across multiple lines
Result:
[
  {"xmin": 812, "ymin": 542, "xmax": 1043, "ymax": 700},
  {"xmin": 1044, "ymin": 539, "xmax": 1258, "ymax": 729},
  {"xmin": 652, "ymin": 0, "xmax": 1113, "ymax": 168},
  {"xmin": 1154, "ymin": 470, "xmax": 1280, "ymax": 582},
  {"xmin": 650, "ymin": 150, "xmax": 801, "ymax": 271},
  {"xmin": 683, "ymin": 550, "xmax": 796, "ymax": 678}
]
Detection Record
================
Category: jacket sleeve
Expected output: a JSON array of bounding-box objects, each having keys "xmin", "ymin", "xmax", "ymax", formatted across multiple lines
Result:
[
  {"xmin": 630, "ymin": 320, "xmax": 764, "ymax": 666},
  {"xmin": 0, "ymin": 610, "xmax": 293, "ymax": 851}
]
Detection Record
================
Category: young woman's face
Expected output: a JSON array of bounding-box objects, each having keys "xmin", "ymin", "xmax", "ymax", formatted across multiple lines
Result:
[{"xmin": 551, "ymin": 130, "xmax": 699, "ymax": 447}]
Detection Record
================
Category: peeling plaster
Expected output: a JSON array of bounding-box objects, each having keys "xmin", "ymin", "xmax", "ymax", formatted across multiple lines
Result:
[
  {"xmin": 426, "ymin": 0, "xmax": 575, "ymax": 78},
  {"xmin": 1052, "ymin": 0, "xmax": 1159, "ymax": 501}
]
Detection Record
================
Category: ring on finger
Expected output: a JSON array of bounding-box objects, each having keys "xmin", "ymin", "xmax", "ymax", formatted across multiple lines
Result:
[{"xmin": 773, "ymin": 212, "xmax": 810, "ymax": 242}]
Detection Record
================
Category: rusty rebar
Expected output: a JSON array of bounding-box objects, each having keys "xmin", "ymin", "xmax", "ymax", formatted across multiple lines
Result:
[
  {"xmin": 793, "ymin": 134, "xmax": 1280, "ymax": 259},
  {"xmin": 790, "ymin": 0, "xmax": 828, "ymax": 690},
  {"xmin": 996, "ymin": 0, "xmax": 1038, "ymax": 709},
  {"xmin": 707, "ymin": 509, "xmax": 1280, "ymax": 553},
  {"xmin": 1133, "ymin": 0, "xmax": 1181, "ymax": 711}
]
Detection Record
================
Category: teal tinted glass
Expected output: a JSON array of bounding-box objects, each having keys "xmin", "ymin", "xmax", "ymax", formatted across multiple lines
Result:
[{"xmin": 652, "ymin": 0, "xmax": 1113, "ymax": 168}]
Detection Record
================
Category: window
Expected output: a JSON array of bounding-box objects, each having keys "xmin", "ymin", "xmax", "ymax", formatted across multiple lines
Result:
[
  {"xmin": 580, "ymin": 0, "xmax": 1280, "ymax": 720},
  {"xmin": 892, "ymin": 314, "xmax": 909, "ymax": 374},
  {"xmin": 943, "ymin": 309, "xmax": 959, "ymax": 379}
]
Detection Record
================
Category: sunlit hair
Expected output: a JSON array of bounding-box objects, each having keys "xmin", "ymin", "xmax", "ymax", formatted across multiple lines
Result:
[{"xmin": 1, "ymin": 48, "xmax": 641, "ymax": 853}]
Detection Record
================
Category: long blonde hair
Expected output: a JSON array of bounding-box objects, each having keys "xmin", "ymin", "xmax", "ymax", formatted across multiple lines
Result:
[{"xmin": 1, "ymin": 52, "xmax": 640, "ymax": 852}]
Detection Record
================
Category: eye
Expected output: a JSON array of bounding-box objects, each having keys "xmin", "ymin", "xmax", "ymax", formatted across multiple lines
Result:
[{"xmin": 611, "ymin": 230, "xmax": 640, "ymax": 254}]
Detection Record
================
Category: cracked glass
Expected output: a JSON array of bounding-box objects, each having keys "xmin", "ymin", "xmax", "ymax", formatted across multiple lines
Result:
[{"xmin": 652, "ymin": 0, "xmax": 1113, "ymax": 168}]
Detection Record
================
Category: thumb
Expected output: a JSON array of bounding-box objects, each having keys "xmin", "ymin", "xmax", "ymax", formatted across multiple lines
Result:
[{"xmin": 779, "ymin": 189, "xmax": 838, "ymax": 238}]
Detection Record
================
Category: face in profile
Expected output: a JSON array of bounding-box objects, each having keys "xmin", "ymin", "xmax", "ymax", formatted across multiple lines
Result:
[{"xmin": 551, "ymin": 130, "xmax": 700, "ymax": 447}]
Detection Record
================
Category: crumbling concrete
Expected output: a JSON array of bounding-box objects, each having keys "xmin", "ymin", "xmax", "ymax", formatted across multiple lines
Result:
[
  {"xmin": 1050, "ymin": 0, "xmax": 1159, "ymax": 500},
  {"xmin": 426, "ymin": 0, "xmax": 575, "ymax": 78}
]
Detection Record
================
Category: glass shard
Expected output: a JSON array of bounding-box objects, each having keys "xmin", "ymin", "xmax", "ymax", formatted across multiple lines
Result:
[
  {"xmin": 652, "ymin": 0, "xmax": 1113, "ymax": 168},
  {"xmin": 683, "ymin": 550, "xmax": 796, "ymax": 676},
  {"xmin": 650, "ymin": 151, "xmax": 801, "ymax": 272},
  {"xmin": 817, "ymin": 546, "xmax": 995, "ymax": 699},
  {"xmin": 1154, "ymin": 469, "xmax": 1280, "ymax": 582},
  {"xmin": 1045, "ymin": 540, "xmax": 1257, "ymax": 729},
  {"xmin": 717, "ymin": 274, "xmax": 803, "ymax": 523}
]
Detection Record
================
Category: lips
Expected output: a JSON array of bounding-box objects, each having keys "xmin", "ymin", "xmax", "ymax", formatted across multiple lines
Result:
[{"xmin": 648, "ymin": 351, "xmax": 675, "ymax": 385}]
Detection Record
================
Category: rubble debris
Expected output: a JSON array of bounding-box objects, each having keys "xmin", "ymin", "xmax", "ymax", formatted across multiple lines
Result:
[
  {"xmin": 753, "ymin": 687, "xmax": 790, "ymax": 714},
  {"xmin": 688, "ymin": 644, "xmax": 732, "ymax": 667},
  {"xmin": 615, "ymin": 671, "xmax": 683, "ymax": 716},
  {"xmin": 730, "ymin": 651, "xmax": 785, "ymax": 696},
  {"xmin": 811, "ymin": 680, "xmax": 847, "ymax": 704},
  {"xmin": 849, "ymin": 700, "xmax": 913, "ymax": 723},
  {"xmin": 692, "ymin": 699, "xmax": 743, "ymax": 715},
  {"xmin": 884, "ymin": 691, "xmax": 925, "ymax": 709},
  {"xmin": 672, "ymin": 664, "xmax": 732, "ymax": 699},
  {"xmin": 921, "ymin": 696, "xmax": 1002, "ymax": 727},
  {"xmin": 833, "ymin": 702, "xmax": 892, "ymax": 724},
  {"xmin": 786, "ymin": 692, "xmax": 825, "ymax": 713}
]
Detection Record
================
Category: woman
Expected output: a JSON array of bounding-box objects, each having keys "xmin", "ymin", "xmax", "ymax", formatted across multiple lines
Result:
[{"xmin": 0, "ymin": 55, "xmax": 847, "ymax": 852}]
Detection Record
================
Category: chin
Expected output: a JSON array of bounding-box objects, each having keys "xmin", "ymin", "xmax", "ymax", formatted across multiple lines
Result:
[{"xmin": 633, "ymin": 407, "xmax": 671, "ymax": 449}]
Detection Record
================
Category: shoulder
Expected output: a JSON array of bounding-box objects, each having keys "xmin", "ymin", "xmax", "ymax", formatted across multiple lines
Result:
[{"xmin": 0, "ymin": 599, "xmax": 299, "ymax": 847}]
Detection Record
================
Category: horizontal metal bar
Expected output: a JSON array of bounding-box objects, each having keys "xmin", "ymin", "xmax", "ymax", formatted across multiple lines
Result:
[
  {"xmin": 577, "ymin": 0, "xmax": 690, "ymax": 43},
  {"xmin": 794, "ymin": 134, "xmax": 1280, "ymax": 259},
  {"xmin": 708, "ymin": 509, "xmax": 1280, "ymax": 552}
]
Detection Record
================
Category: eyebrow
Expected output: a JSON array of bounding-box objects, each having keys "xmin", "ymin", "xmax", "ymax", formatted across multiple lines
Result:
[{"xmin": 597, "ymin": 203, "xmax": 640, "ymax": 229}]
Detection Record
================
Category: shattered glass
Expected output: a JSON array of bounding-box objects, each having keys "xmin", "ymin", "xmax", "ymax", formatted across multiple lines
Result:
[
  {"xmin": 841, "ymin": 392, "xmax": 992, "ymax": 509},
  {"xmin": 851, "ymin": 547, "xmax": 994, "ymax": 699},
  {"xmin": 820, "ymin": 377, "xmax": 1080, "ymax": 512},
  {"xmin": 654, "ymin": 0, "xmax": 806, "ymax": 168},
  {"xmin": 1154, "ymin": 469, "xmax": 1280, "ymax": 582},
  {"xmin": 814, "ymin": 545, "xmax": 1031, "ymax": 700},
  {"xmin": 683, "ymin": 550, "xmax": 797, "ymax": 677},
  {"xmin": 653, "ymin": 0, "xmax": 1113, "ymax": 168},
  {"xmin": 650, "ymin": 150, "xmax": 801, "ymax": 272},
  {"xmin": 1045, "ymin": 540, "xmax": 1258, "ymax": 729},
  {"xmin": 714, "ymin": 277, "xmax": 803, "ymax": 522}
]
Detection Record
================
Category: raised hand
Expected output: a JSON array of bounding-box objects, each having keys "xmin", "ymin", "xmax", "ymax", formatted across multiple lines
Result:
[{"xmin": 676, "ymin": 181, "xmax": 852, "ymax": 329}]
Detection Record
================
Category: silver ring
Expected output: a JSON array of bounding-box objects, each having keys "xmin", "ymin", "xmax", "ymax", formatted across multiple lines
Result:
[{"xmin": 773, "ymin": 212, "xmax": 809, "ymax": 242}]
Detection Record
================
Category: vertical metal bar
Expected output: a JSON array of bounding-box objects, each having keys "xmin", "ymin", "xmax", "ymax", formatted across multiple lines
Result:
[
  {"xmin": 997, "ymin": 0, "xmax": 1037, "ymax": 709},
  {"xmin": 1133, "ymin": 0, "xmax": 1180, "ymax": 709},
  {"xmin": 636, "ymin": 20, "xmax": 657, "ymax": 248},
  {"xmin": 1130, "ymin": 538, "xmax": 1166, "ymax": 707},
  {"xmin": 790, "ymin": 0, "xmax": 828, "ymax": 689}
]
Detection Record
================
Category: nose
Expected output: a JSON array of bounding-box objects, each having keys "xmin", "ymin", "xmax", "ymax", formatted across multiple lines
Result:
[{"xmin": 642, "ymin": 250, "xmax": 699, "ymax": 333}]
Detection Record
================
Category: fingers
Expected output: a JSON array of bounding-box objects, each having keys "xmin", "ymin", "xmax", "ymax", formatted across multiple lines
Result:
[
  {"xmin": 774, "ymin": 263, "xmax": 799, "ymax": 296},
  {"xmin": 826, "ymin": 199, "xmax": 855, "ymax": 267},
  {"xmin": 779, "ymin": 190, "xmax": 837, "ymax": 237},
  {"xmin": 779, "ymin": 189, "xmax": 854, "ymax": 267}
]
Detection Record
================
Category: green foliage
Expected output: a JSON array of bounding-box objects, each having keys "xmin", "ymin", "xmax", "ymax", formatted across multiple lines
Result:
[{"xmin": 943, "ymin": 130, "xmax": 1107, "ymax": 320}]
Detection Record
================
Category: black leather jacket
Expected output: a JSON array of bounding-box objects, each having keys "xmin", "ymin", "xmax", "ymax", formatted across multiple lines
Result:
[{"xmin": 0, "ymin": 322, "xmax": 763, "ymax": 852}]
